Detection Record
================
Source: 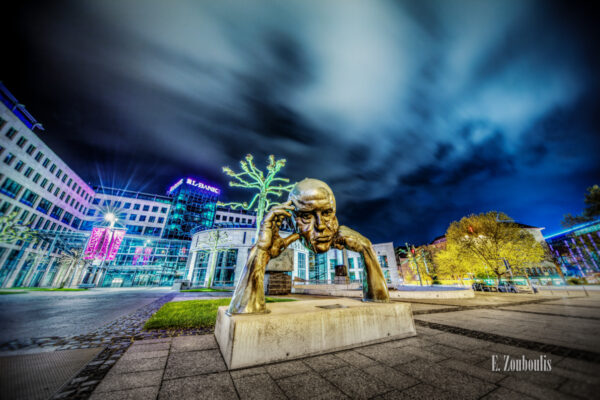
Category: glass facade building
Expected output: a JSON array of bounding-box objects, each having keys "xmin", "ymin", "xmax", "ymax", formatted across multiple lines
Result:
[
  {"xmin": 545, "ymin": 219, "xmax": 600, "ymax": 280},
  {"xmin": 162, "ymin": 178, "xmax": 220, "ymax": 240}
]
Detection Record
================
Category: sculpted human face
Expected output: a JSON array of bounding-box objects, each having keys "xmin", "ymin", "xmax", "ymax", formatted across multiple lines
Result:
[{"xmin": 290, "ymin": 185, "xmax": 339, "ymax": 253}]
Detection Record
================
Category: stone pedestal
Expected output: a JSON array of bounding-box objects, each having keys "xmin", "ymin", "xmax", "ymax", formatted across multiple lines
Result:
[{"xmin": 214, "ymin": 298, "xmax": 416, "ymax": 369}]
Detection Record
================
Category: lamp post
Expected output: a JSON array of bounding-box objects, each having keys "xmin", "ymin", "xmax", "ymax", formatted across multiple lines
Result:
[{"xmin": 93, "ymin": 213, "xmax": 117, "ymax": 286}]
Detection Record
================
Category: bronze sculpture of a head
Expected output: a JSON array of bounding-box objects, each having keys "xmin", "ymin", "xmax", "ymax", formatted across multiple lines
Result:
[{"xmin": 288, "ymin": 178, "xmax": 339, "ymax": 253}]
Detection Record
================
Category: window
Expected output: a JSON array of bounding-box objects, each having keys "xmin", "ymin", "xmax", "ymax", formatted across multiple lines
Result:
[
  {"xmin": 35, "ymin": 217, "xmax": 44, "ymax": 229},
  {"xmin": 50, "ymin": 205, "xmax": 64, "ymax": 219},
  {"xmin": 61, "ymin": 174, "xmax": 67, "ymax": 183},
  {"xmin": 47, "ymin": 182, "xmax": 54, "ymax": 192},
  {"xmin": 139, "ymin": 215, "xmax": 147, "ymax": 222},
  {"xmin": 216, "ymin": 215, "xmax": 221, "ymax": 220},
  {"xmin": 54, "ymin": 187, "xmax": 60, "ymax": 196},
  {"xmin": 16, "ymin": 136, "xmax": 27, "ymax": 148},
  {"xmin": 49, "ymin": 164, "xmax": 56, "ymax": 173},
  {"xmin": 67, "ymin": 178, "xmax": 72, "ymax": 186},
  {"xmin": 152, "ymin": 206, "xmax": 158, "ymax": 212},
  {"xmin": 35, "ymin": 151, "xmax": 43, "ymax": 162},
  {"xmin": 61, "ymin": 212, "xmax": 73, "ymax": 225},
  {"xmin": 114, "ymin": 201, "xmax": 122, "ymax": 208},
  {"xmin": 0, "ymin": 145, "xmax": 4, "ymax": 156},
  {"xmin": 142, "ymin": 205, "xmax": 149, "ymax": 211},
  {"xmin": 65, "ymin": 194, "xmax": 70, "ymax": 203},
  {"xmin": 297, "ymin": 252, "xmax": 307, "ymax": 280},
  {"xmin": 92, "ymin": 198, "xmax": 100, "ymax": 205},
  {"xmin": 0, "ymin": 201, "xmax": 10, "ymax": 215},
  {"xmin": 43, "ymin": 158, "xmax": 50, "ymax": 168},
  {"xmin": 20, "ymin": 189, "xmax": 38, "ymax": 207},
  {"xmin": 14, "ymin": 160, "xmax": 25, "ymax": 172},
  {"xmin": 149, "ymin": 216, "xmax": 156, "ymax": 223},
  {"xmin": 133, "ymin": 204, "xmax": 140, "ymax": 210},
  {"xmin": 26, "ymin": 144, "xmax": 36, "ymax": 155},
  {"xmin": 24, "ymin": 167, "xmax": 33, "ymax": 178},
  {"xmin": 129, "ymin": 214, "xmax": 137, "ymax": 220},
  {"xmin": 32, "ymin": 173, "xmax": 41, "ymax": 183},
  {"xmin": 102, "ymin": 200, "xmax": 110, "ymax": 206},
  {"xmin": 3, "ymin": 152, "xmax": 16, "ymax": 165},
  {"xmin": 19, "ymin": 210, "xmax": 29, "ymax": 223},
  {"xmin": 126, "ymin": 225, "xmax": 143, "ymax": 235},
  {"xmin": 158, "ymin": 217, "xmax": 164, "ymax": 223},
  {"xmin": 37, "ymin": 198, "xmax": 52, "ymax": 214},
  {"xmin": 59, "ymin": 191, "xmax": 65, "ymax": 200},
  {"xmin": 87, "ymin": 209, "xmax": 96, "ymax": 216},
  {"xmin": 56, "ymin": 168, "xmax": 62, "ymax": 178},
  {"xmin": 161, "ymin": 207, "xmax": 167, "ymax": 213},
  {"xmin": 124, "ymin": 202, "xmax": 131, "ymax": 209},
  {"xmin": 0, "ymin": 178, "xmax": 23, "ymax": 198},
  {"xmin": 0, "ymin": 117, "xmax": 6, "ymax": 130},
  {"xmin": 5, "ymin": 127, "xmax": 17, "ymax": 139}
]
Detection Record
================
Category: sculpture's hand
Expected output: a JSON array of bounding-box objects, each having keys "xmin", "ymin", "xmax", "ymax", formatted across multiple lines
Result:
[
  {"xmin": 256, "ymin": 200, "xmax": 300, "ymax": 258},
  {"xmin": 333, "ymin": 225, "xmax": 371, "ymax": 253}
]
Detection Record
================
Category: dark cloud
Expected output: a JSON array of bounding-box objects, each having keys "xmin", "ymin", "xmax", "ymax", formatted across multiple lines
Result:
[{"xmin": 1, "ymin": 0, "xmax": 599, "ymax": 244}]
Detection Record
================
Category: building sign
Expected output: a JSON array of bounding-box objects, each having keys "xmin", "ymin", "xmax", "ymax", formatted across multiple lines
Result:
[
  {"xmin": 168, "ymin": 178, "xmax": 220, "ymax": 195},
  {"xmin": 185, "ymin": 178, "xmax": 220, "ymax": 194},
  {"xmin": 168, "ymin": 179, "xmax": 184, "ymax": 194}
]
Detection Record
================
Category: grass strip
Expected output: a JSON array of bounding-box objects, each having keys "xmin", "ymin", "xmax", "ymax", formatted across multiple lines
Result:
[
  {"xmin": 144, "ymin": 297, "xmax": 296, "ymax": 330},
  {"xmin": 181, "ymin": 288, "xmax": 232, "ymax": 292}
]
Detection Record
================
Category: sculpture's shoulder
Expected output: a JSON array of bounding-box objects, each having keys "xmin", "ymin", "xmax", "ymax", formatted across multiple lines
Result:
[{"xmin": 338, "ymin": 225, "xmax": 370, "ymax": 242}]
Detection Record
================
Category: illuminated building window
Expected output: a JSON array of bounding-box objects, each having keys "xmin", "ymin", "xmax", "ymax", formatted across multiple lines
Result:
[{"xmin": 14, "ymin": 160, "xmax": 25, "ymax": 172}]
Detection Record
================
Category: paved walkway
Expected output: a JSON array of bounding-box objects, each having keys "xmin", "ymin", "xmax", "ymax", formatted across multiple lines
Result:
[
  {"xmin": 88, "ymin": 327, "xmax": 599, "ymax": 400},
  {"xmin": 84, "ymin": 293, "xmax": 600, "ymax": 400}
]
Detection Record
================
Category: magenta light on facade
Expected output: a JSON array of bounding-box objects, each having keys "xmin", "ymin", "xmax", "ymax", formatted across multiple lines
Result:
[
  {"xmin": 132, "ymin": 247, "xmax": 143, "ymax": 265},
  {"xmin": 84, "ymin": 227, "xmax": 106, "ymax": 260},
  {"xmin": 106, "ymin": 230, "xmax": 125, "ymax": 261},
  {"xmin": 143, "ymin": 247, "xmax": 153, "ymax": 264},
  {"xmin": 83, "ymin": 227, "xmax": 125, "ymax": 260}
]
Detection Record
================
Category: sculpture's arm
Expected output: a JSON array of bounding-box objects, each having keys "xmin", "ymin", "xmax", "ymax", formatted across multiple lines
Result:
[
  {"xmin": 334, "ymin": 225, "xmax": 390, "ymax": 302},
  {"xmin": 228, "ymin": 246, "xmax": 271, "ymax": 314},
  {"xmin": 228, "ymin": 201, "xmax": 299, "ymax": 314}
]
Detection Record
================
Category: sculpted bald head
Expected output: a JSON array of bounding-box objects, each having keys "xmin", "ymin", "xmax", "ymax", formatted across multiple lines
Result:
[{"xmin": 288, "ymin": 178, "xmax": 339, "ymax": 253}]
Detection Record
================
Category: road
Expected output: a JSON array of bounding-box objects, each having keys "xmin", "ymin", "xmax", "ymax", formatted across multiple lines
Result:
[{"xmin": 0, "ymin": 288, "xmax": 173, "ymax": 343}]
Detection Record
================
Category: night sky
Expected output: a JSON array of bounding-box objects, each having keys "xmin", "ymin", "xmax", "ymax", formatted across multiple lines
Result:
[{"xmin": 2, "ymin": 0, "xmax": 599, "ymax": 245}]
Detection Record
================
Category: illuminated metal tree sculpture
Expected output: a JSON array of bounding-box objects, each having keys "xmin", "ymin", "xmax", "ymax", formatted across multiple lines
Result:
[
  {"xmin": 0, "ymin": 211, "xmax": 39, "ymax": 244},
  {"xmin": 196, "ymin": 229, "xmax": 232, "ymax": 287},
  {"xmin": 219, "ymin": 154, "xmax": 295, "ymax": 238}
]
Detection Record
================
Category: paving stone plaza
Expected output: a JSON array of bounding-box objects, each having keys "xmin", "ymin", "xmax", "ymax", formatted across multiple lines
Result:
[{"xmin": 0, "ymin": 289, "xmax": 598, "ymax": 400}]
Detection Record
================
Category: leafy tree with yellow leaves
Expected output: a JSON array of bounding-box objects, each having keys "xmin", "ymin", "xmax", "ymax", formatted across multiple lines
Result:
[{"xmin": 443, "ymin": 211, "xmax": 545, "ymax": 283}]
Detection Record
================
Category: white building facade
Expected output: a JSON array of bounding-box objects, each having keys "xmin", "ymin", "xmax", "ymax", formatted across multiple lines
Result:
[{"xmin": 187, "ymin": 227, "xmax": 400, "ymax": 288}]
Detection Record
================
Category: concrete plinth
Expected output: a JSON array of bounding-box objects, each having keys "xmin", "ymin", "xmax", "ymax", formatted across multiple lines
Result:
[{"xmin": 214, "ymin": 298, "xmax": 416, "ymax": 369}]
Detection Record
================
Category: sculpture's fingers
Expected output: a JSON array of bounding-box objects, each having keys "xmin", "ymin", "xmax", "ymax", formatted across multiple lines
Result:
[{"xmin": 282, "ymin": 233, "xmax": 300, "ymax": 247}]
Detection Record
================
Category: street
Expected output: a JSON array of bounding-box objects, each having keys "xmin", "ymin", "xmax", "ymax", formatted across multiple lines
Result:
[{"xmin": 0, "ymin": 288, "xmax": 173, "ymax": 344}]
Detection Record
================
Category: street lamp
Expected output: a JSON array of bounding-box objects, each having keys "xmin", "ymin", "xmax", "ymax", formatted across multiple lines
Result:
[{"xmin": 105, "ymin": 212, "xmax": 116, "ymax": 228}]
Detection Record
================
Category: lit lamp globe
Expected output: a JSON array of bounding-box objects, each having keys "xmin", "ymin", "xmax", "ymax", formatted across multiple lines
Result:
[{"xmin": 104, "ymin": 212, "xmax": 117, "ymax": 228}]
